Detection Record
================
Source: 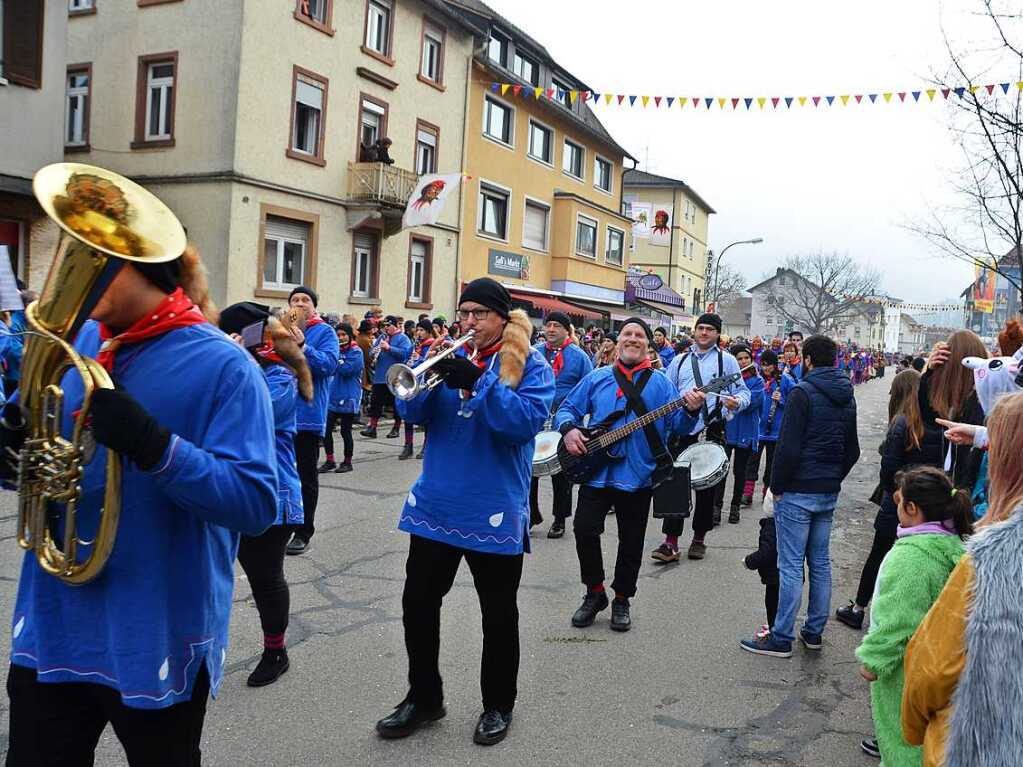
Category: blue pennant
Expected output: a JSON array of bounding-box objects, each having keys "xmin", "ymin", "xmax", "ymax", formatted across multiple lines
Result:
[
  {"xmin": 744, "ymin": 97, "xmax": 753, "ymax": 109},
  {"xmin": 954, "ymin": 87, "xmax": 965, "ymax": 97},
  {"xmin": 490, "ymin": 82, "xmax": 499, "ymax": 92},
  {"xmin": 628, "ymin": 95, "xmax": 638, "ymax": 106},
  {"xmin": 666, "ymin": 97, "xmax": 675, "ymax": 108},
  {"xmin": 825, "ymin": 95, "xmax": 835, "ymax": 105},
  {"xmin": 704, "ymin": 97, "xmax": 714, "ymax": 108},
  {"xmin": 784, "ymin": 97, "xmax": 793, "ymax": 108},
  {"xmin": 591, "ymin": 92, "xmax": 600, "ymax": 102},
  {"xmin": 912, "ymin": 91, "xmax": 921, "ymax": 101},
  {"xmin": 1001, "ymin": 82, "xmax": 1011, "ymax": 94},
  {"xmin": 869, "ymin": 94, "xmax": 878, "ymax": 103}
]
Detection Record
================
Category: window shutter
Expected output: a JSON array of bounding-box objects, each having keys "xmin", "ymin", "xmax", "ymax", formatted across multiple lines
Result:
[
  {"xmin": 4, "ymin": 1, "xmax": 44, "ymax": 88},
  {"xmin": 265, "ymin": 216, "xmax": 310, "ymax": 243},
  {"xmin": 354, "ymin": 232, "xmax": 376, "ymax": 251},
  {"xmin": 523, "ymin": 204, "xmax": 547, "ymax": 249}
]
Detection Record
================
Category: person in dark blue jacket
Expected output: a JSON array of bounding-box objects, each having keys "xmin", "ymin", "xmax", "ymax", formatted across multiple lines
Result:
[
  {"xmin": 653, "ymin": 326, "xmax": 675, "ymax": 368},
  {"xmin": 375, "ymin": 278, "xmax": 554, "ymax": 746},
  {"xmin": 744, "ymin": 349, "xmax": 797, "ymax": 501},
  {"xmin": 3, "ymin": 250, "xmax": 277, "ymax": 765},
  {"xmin": 286, "ymin": 286, "xmax": 340, "ymax": 556},
  {"xmin": 529, "ymin": 311, "xmax": 592, "ymax": 539},
  {"xmin": 361, "ymin": 315, "xmax": 412, "ymax": 439},
  {"xmin": 319, "ymin": 323, "xmax": 365, "ymax": 474},
  {"xmin": 714, "ymin": 344, "xmax": 764, "ymax": 523},
  {"xmin": 555, "ymin": 318, "xmax": 703, "ymax": 632},
  {"xmin": 741, "ymin": 335, "xmax": 860, "ymax": 659}
]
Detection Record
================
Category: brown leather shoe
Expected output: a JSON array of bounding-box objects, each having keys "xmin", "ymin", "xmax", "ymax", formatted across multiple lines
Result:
[{"xmin": 687, "ymin": 540, "xmax": 707, "ymax": 560}]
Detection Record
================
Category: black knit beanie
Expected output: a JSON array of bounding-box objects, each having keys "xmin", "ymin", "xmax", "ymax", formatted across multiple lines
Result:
[
  {"xmin": 695, "ymin": 313, "xmax": 722, "ymax": 333},
  {"xmin": 619, "ymin": 316, "xmax": 653, "ymax": 341},
  {"xmin": 458, "ymin": 277, "xmax": 512, "ymax": 319},
  {"xmin": 289, "ymin": 285, "xmax": 318, "ymax": 307},
  {"xmin": 544, "ymin": 311, "xmax": 572, "ymax": 331},
  {"xmin": 218, "ymin": 301, "xmax": 270, "ymax": 335},
  {"xmin": 134, "ymin": 257, "xmax": 183, "ymax": 295}
]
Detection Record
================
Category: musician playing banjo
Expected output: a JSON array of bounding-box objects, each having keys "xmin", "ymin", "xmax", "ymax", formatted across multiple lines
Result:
[
  {"xmin": 651, "ymin": 312, "xmax": 751, "ymax": 563},
  {"xmin": 555, "ymin": 318, "xmax": 706, "ymax": 632},
  {"xmin": 375, "ymin": 278, "xmax": 553, "ymax": 747},
  {"xmin": 529, "ymin": 311, "xmax": 592, "ymax": 538}
]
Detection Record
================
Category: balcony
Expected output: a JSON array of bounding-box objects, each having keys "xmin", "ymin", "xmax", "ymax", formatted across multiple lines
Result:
[{"xmin": 346, "ymin": 162, "xmax": 419, "ymax": 206}]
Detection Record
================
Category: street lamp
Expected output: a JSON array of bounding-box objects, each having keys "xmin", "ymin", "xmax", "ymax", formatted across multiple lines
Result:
[{"xmin": 711, "ymin": 237, "xmax": 763, "ymax": 309}]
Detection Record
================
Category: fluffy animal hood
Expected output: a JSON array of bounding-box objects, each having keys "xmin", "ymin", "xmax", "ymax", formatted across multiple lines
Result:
[{"xmin": 962, "ymin": 347, "xmax": 1023, "ymax": 415}]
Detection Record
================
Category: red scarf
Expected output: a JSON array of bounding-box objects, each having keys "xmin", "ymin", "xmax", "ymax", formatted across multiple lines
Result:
[
  {"xmin": 614, "ymin": 358, "xmax": 653, "ymax": 398},
  {"xmin": 339, "ymin": 341, "xmax": 353, "ymax": 354},
  {"xmin": 97, "ymin": 287, "xmax": 207, "ymax": 372},
  {"xmin": 471, "ymin": 340, "xmax": 502, "ymax": 370},
  {"xmin": 305, "ymin": 315, "xmax": 325, "ymax": 328},
  {"xmin": 546, "ymin": 337, "xmax": 575, "ymax": 377}
]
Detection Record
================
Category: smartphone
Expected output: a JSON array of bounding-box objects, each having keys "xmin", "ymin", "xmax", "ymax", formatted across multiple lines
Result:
[{"xmin": 240, "ymin": 319, "xmax": 267, "ymax": 349}]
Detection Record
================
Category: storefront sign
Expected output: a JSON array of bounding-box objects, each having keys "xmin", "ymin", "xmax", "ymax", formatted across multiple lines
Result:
[{"xmin": 488, "ymin": 249, "xmax": 529, "ymax": 280}]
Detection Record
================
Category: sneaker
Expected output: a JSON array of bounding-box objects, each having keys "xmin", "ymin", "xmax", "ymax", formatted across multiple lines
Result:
[
  {"xmin": 386, "ymin": 426, "xmax": 401, "ymax": 439},
  {"xmin": 547, "ymin": 520, "xmax": 565, "ymax": 539},
  {"xmin": 728, "ymin": 506, "xmax": 741, "ymax": 524},
  {"xmin": 799, "ymin": 629, "xmax": 823, "ymax": 651},
  {"xmin": 739, "ymin": 634, "xmax": 793, "ymax": 658},
  {"xmin": 687, "ymin": 540, "xmax": 707, "ymax": 560},
  {"xmin": 317, "ymin": 460, "xmax": 337, "ymax": 473},
  {"xmin": 860, "ymin": 738, "xmax": 880, "ymax": 758},
  {"xmin": 399, "ymin": 445, "xmax": 413, "ymax": 460},
  {"xmin": 336, "ymin": 461, "xmax": 353, "ymax": 473},
  {"xmin": 835, "ymin": 602, "xmax": 865, "ymax": 630},
  {"xmin": 360, "ymin": 426, "xmax": 377, "ymax": 438},
  {"xmin": 712, "ymin": 505, "xmax": 722, "ymax": 527},
  {"xmin": 650, "ymin": 543, "xmax": 679, "ymax": 563},
  {"xmin": 247, "ymin": 648, "xmax": 289, "ymax": 687},
  {"xmin": 571, "ymin": 589, "xmax": 609, "ymax": 628},
  {"xmin": 610, "ymin": 598, "xmax": 631, "ymax": 632}
]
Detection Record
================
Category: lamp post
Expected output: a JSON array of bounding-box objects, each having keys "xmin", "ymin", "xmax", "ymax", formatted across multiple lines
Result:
[{"xmin": 710, "ymin": 237, "xmax": 763, "ymax": 309}]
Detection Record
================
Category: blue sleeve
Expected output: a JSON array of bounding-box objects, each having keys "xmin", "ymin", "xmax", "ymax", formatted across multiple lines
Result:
[
  {"xmin": 770, "ymin": 386, "xmax": 810, "ymax": 493},
  {"xmin": 265, "ymin": 366, "xmax": 297, "ymax": 434},
  {"xmin": 578, "ymin": 348, "xmax": 594, "ymax": 376},
  {"xmin": 148, "ymin": 359, "xmax": 277, "ymax": 536},
  {"xmin": 465, "ymin": 358, "xmax": 554, "ymax": 446},
  {"xmin": 747, "ymin": 375, "xmax": 765, "ymax": 412},
  {"xmin": 664, "ymin": 354, "xmax": 683, "ymax": 389},
  {"xmin": 340, "ymin": 347, "xmax": 364, "ymax": 380},
  {"xmin": 304, "ymin": 324, "xmax": 340, "ymax": 378},
  {"xmin": 393, "ymin": 333, "xmax": 413, "ymax": 363},
  {"xmin": 553, "ymin": 374, "xmax": 592, "ymax": 432},
  {"xmin": 394, "ymin": 383, "xmax": 441, "ymax": 426},
  {"xmin": 779, "ymin": 374, "xmax": 795, "ymax": 405},
  {"xmin": 724, "ymin": 354, "xmax": 751, "ymax": 410},
  {"xmin": 0, "ymin": 325, "xmax": 11, "ymax": 359},
  {"xmin": 5, "ymin": 315, "xmax": 24, "ymax": 363}
]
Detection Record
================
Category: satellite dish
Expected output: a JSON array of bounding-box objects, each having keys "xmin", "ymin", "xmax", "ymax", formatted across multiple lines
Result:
[{"xmin": 637, "ymin": 273, "xmax": 663, "ymax": 291}]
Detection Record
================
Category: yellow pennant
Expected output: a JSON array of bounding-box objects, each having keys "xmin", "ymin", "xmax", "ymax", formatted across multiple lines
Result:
[
  {"xmin": 968, "ymin": 85, "xmax": 979, "ymax": 94},
  {"xmin": 500, "ymin": 84, "xmax": 510, "ymax": 95},
  {"xmin": 757, "ymin": 97, "xmax": 767, "ymax": 109},
  {"xmin": 603, "ymin": 93, "xmax": 612, "ymax": 105},
  {"xmin": 926, "ymin": 89, "xmax": 936, "ymax": 100},
  {"xmin": 534, "ymin": 87, "xmax": 543, "ymax": 99},
  {"xmin": 569, "ymin": 90, "xmax": 578, "ymax": 103},
  {"xmin": 882, "ymin": 92, "xmax": 892, "ymax": 102},
  {"xmin": 642, "ymin": 95, "xmax": 650, "ymax": 107},
  {"xmin": 717, "ymin": 97, "xmax": 727, "ymax": 109},
  {"xmin": 679, "ymin": 97, "xmax": 688, "ymax": 107},
  {"xmin": 840, "ymin": 95, "xmax": 850, "ymax": 105},
  {"xmin": 1016, "ymin": 81, "xmax": 1023, "ymax": 90},
  {"xmin": 798, "ymin": 96, "xmax": 807, "ymax": 106}
]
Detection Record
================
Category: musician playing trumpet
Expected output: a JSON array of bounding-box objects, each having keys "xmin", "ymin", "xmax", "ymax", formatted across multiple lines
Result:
[
  {"xmin": 555, "ymin": 318, "xmax": 705, "ymax": 632},
  {"xmin": 375, "ymin": 278, "xmax": 553, "ymax": 747}
]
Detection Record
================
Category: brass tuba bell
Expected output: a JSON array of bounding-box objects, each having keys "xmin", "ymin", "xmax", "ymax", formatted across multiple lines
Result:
[{"xmin": 15, "ymin": 163, "xmax": 185, "ymax": 583}]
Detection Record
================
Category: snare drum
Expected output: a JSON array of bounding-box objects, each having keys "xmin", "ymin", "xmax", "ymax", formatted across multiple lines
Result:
[
  {"xmin": 532, "ymin": 430, "xmax": 562, "ymax": 477},
  {"xmin": 674, "ymin": 442, "xmax": 729, "ymax": 490}
]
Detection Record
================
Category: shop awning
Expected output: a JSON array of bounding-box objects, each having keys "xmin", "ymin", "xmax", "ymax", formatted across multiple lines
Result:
[
  {"xmin": 635, "ymin": 298, "xmax": 693, "ymax": 323},
  {"xmin": 509, "ymin": 291, "xmax": 603, "ymax": 320}
]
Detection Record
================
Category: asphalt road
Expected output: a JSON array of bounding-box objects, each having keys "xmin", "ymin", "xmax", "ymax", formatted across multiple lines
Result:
[{"xmin": 0, "ymin": 374, "xmax": 893, "ymax": 767}]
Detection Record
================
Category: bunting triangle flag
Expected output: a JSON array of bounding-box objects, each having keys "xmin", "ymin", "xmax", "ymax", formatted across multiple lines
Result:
[
  {"xmin": 490, "ymin": 82, "xmax": 499, "ymax": 92},
  {"xmin": 617, "ymin": 94, "xmax": 626, "ymax": 105},
  {"xmin": 569, "ymin": 90, "xmax": 578, "ymax": 103},
  {"xmin": 897, "ymin": 92, "xmax": 906, "ymax": 101},
  {"xmin": 744, "ymin": 97, "xmax": 754, "ymax": 109},
  {"xmin": 826, "ymin": 96, "xmax": 835, "ymax": 105},
  {"xmin": 1001, "ymin": 83, "xmax": 1011, "ymax": 93},
  {"xmin": 758, "ymin": 97, "xmax": 767, "ymax": 109},
  {"xmin": 1016, "ymin": 81, "xmax": 1022, "ymax": 90},
  {"xmin": 642, "ymin": 95, "xmax": 650, "ymax": 107},
  {"xmin": 731, "ymin": 97, "xmax": 740, "ymax": 109},
  {"xmin": 941, "ymin": 88, "xmax": 950, "ymax": 98},
  {"xmin": 511, "ymin": 85, "xmax": 522, "ymax": 97},
  {"xmin": 588, "ymin": 92, "xmax": 598, "ymax": 102},
  {"xmin": 798, "ymin": 96, "xmax": 807, "ymax": 106},
  {"xmin": 771, "ymin": 97, "xmax": 780, "ymax": 108},
  {"xmin": 840, "ymin": 95, "xmax": 850, "ymax": 105},
  {"xmin": 882, "ymin": 92, "xmax": 892, "ymax": 102},
  {"xmin": 953, "ymin": 87, "xmax": 965, "ymax": 97},
  {"xmin": 985, "ymin": 84, "xmax": 995, "ymax": 95},
  {"xmin": 605, "ymin": 93, "xmax": 613, "ymax": 104},
  {"xmin": 869, "ymin": 93, "xmax": 878, "ymax": 103},
  {"xmin": 628, "ymin": 95, "xmax": 638, "ymax": 106},
  {"xmin": 717, "ymin": 97, "xmax": 727, "ymax": 108},
  {"xmin": 784, "ymin": 97, "xmax": 794, "ymax": 108},
  {"xmin": 500, "ymin": 84, "xmax": 510, "ymax": 95},
  {"xmin": 666, "ymin": 96, "xmax": 675, "ymax": 108},
  {"xmin": 926, "ymin": 89, "xmax": 936, "ymax": 100},
  {"xmin": 679, "ymin": 97, "xmax": 688, "ymax": 107},
  {"xmin": 534, "ymin": 87, "xmax": 543, "ymax": 99},
  {"xmin": 912, "ymin": 91, "xmax": 921, "ymax": 101},
  {"xmin": 968, "ymin": 86, "xmax": 978, "ymax": 94},
  {"xmin": 654, "ymin": 96, "xmax": 662, "ymax": 107},
  {"xmin": 855, "ymin": 94, "xmax": 863, "ymax": 103},
  {"xmin": 705, "ymin": 97, "xmax": 714, "ymax": 108},
  {"xmin": 812, "ymin": 96, "xmax": 821, "ymax": 106}
]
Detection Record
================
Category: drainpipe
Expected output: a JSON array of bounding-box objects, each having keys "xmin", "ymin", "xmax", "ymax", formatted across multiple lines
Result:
[{"xmin": 455, "ymin": 46, "xmax": 482, "ymax": 311}]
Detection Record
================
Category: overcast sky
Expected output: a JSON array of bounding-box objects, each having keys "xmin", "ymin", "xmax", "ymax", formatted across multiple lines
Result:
[{"xmin": 485, "ymin": 0, "xmax": 1017, "ymax": 316}]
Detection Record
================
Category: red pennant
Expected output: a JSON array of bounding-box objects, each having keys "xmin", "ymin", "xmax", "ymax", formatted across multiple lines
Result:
[
  {"xmin": 985, "ymin": 84, "xmax": 995, "ymax": 94},
  {"xmin": 581, "ymin": 91, "xmax": 590, "ymax": 101},
  {"xmin": 730, "ymin": 97, "xmax": 740, "ymax": 108},
  {"xmin": 545, "ymin": 88, "xmax": 555, "ymax": 99},
  {"xmin": 654, "ymin": 96, "xmax": 662, "ymax": 107},
  {"xmin": 854, "ymin": 94, "xmax": 863, "ymax": 103},
  {"xmin": 941, "ymin": 88, "xmax": 951, "ymax": 98},
  {"xmin": 511, "ymin": 85, "xmax": 522, "ymax": 97},
  {"xmin": 691, "ymin": 96, "xmax": 699, "ymax": 107},
  {"xmin": 617, "ymin": 94, "xmax": 626, "ymax": 105},
  {"xmin": 812, "ymin": 96, "xmax": 821, "ymax": 106},
  {"xmin": 771, "ymin": 97, "xmax": 780, "ymax": 108},
  {"xmin": 897, "ymin": 92, "xmax": 906, "ymax": 101}
]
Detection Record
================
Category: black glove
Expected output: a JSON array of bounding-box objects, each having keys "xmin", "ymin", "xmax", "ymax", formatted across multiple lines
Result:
[
  {"xmin": 90, "ymin": 388, "xmax": 171, "ymax": 471},
  {"xmin": 0, "ymin": 402, "xmax": 26, "ymax": 484},
  {"xmin": 433, "ymin": 357, "xmax": 485, "ymax": 391}
]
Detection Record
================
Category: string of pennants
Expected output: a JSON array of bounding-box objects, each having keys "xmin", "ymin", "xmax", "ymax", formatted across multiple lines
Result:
[
  {"xmin": 837, "ymin": 296, "xmax": 962, "ymax": 312},
  {"xmin": 489, "ymin": 81, "xmax": 1023, "ymax": 111}
]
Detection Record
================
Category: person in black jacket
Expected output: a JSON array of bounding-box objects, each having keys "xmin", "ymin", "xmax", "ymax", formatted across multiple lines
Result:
[
  {"xmin": 835, "ymin": 370, "xmax": 943, "ymax": 629},
  {"xmin": 740, "ymin": 335, "xmax": 860, "ymax": 658},
  {"xmin": 743, "ymin": 503, "xmax": 779, "ymax": 639}
]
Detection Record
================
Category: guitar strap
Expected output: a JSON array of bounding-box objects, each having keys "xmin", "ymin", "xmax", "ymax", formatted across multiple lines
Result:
[{"xmin": 612, "ymin": 367, "xmax": 674, "ymax": 486}]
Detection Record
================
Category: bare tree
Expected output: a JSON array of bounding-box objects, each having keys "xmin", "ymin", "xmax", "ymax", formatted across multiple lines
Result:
[
  {"xmin": 761, "ymin": 251, "xmax": 882, "ymax": 334},
  {"xmin": 908, "ymin": 1, "xmax": 1022, "ymax": 307},
  {"xmin": 713, "ymin": 263, "xmax": 747, "ymax": 306}
]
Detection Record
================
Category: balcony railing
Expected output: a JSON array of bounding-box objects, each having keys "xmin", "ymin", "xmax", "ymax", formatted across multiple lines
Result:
[{"xmin": 346, "ymin": 162, "xmax": 419, "ymax": 206}]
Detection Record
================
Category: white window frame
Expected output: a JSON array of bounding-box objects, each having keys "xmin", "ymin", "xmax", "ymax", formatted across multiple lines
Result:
[
  {"xmin": 352, "ymin": 237, "xmax": 376, "ymax": 298},
  {"xmin": 562, "ymin": 139, "xmax": 584, "ymax": 181},
  {"xmin": 414, "ymin": 124, "xmax": 437, "ymax": 175},
  {"xmin": 513, "ymin": 51, "xmax": 537, "ymax": 86},
  {"xmin": 144, "ymin": 61, "xmax": 174, "ymax": 141},
  {"xmin": 359, "ymin": 97, "xmax": 385, "ymax": 148},
  {"xmin": 293, "ymin": 77, "xmax": 325, "ymax": 156},
  {"xmin": 526, "ymin": 118, "xmax": 553, "ymax": 166},
  {"xmin": 476, "ymin": 178, "xmax": 511, "ymax": 243},
  {"xmin": 521, "ymin": 195, "xmax": 551, "ymax": 253},
  {"xmin": 487, "ymin": 32, "xmax": 509, "ymax": 67},
  {"xmin": 65, "ymin": 69, "xmax": 89, "ymax": 146},
  {"xmin": 365, "ymin": 0, "xmax": 391, "ymax": 56},
  {"xmin": 552, "ymin": 76, "xmax": 572, "ymax": 108},
  {"xmin": 305, "ymin": 0, "xmax": 328, "ymax": 24},
  {"xmin": 263, "ymin": 237, "xmax": 307, "ymax": 291},
  {"xmin": 408, "ymin": 239, "xmax": 427, "ymax": 303},
  {"xmin": 605, "ymin": 225, "xmax": 625, "ymax": 266},
  {"xmin": 68, "ymin": 0, "xmax": 93, "ymax": 10},
  {"xmin": 575, "ymin": 214, "xmax": 598, "ymax": 259},
  {"xmin": 593, "ymin": 154, "xmax": 613, "ymax": 195},
  {"xmin": 482, "ymin": 94, "xmax": 514, "ymax": 148},
  {"xmin": 421, "ymin": 23, "xmax": 443, "ymax": 82}
]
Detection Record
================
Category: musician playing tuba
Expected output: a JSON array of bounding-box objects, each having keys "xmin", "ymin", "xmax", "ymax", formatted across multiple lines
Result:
[
  {"xmin": 2, "ymin": 166, "xmax": 277, "ymax": 766},
  {"xmin": 555, "ymin": 317, "xmax": 705, "ymax": 633},
  {"xmin": 374, "ymin": 278, "xmax": 553, "ymax": 747}
]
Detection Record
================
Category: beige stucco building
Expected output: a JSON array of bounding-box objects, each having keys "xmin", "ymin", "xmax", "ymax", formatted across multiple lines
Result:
[
  {"xmin": 0, "ymin": 0, "xmax": 67, "ymax": 288},
  {"xmin": 622, "ymin": 169, "xmax": 715, "ymax": 319},
  {"xmin": 62, "ymin": 0, "xmax": 479, "ymax": 316}
]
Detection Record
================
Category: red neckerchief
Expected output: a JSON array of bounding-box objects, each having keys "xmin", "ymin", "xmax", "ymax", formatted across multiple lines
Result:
[
  {"xmin": 545, "ymin": 337, "xmax": 574, "ymax": 377},
  {"xmin": 260, "ymin": 314, "xmax": 324, "ymax": 363},
  {"xmin": 742, "ymin": 366, "xmax": 757, "ymax": 381},
  {"xmin": 416, "ymin": 338, "xmax": 434, "ymax": 360},
  {"xmin": 97, "ymin": 287, "xmax": 207, "ymax": 371},
  {"xmin": 614, "ymin": 358, "xmax": 653, "ymax": 398},
  {"xmin": 305, "ymin": 315, "xmax": 325, "ymax": 328},
  {"xmin": 460, "ymin": 340, "xmax": 502, "ymax": 397},
  {"xmin": 339, "ymin": 341, "xmax": 353, "ymax": 354}
]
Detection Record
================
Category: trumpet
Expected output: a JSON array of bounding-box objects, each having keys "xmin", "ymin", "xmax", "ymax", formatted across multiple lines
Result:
[{"xmin": 387, "ymin": 331, "xmax": 476, "ymax": 400}]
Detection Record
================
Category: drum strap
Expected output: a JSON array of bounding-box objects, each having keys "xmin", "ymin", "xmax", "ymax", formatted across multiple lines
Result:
[
  {"xmin": 613, "ymin": 368, "xmax": 674, "ymax": 486},
  {"xmin": 687, "ymin": 349, "xmax": 724, "ymax": 425}
]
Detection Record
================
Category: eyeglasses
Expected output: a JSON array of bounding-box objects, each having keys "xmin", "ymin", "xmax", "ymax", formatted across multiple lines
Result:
[{"xmin": 456, "ymin": 309, "xmax": 492, "ymax": 321}]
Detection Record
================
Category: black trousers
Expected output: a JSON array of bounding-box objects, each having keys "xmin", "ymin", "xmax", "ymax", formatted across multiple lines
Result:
[
  {"xmin": 322, "ymin": 411, "xmax": 354, "ymax": 461},
  {"xmin": 369, "ymin": 383, "xmax": 399, "ymax": 423},
  {"xmin": 6, "ymin": 663, "xmax": 210, "ymax": 767},
  {"xmin": 237, "ymin": 525, "xmax": 291, "ymax": 637},
  {"xmin": 294, "ymin": 430, "xmax": 320, "ymax": 541},
  {"xmin": 661, "ymin": 434, "xmax": 721, "ymax": 538},
  {"xmin": 745, "ymin": 440, "xmax": 777, "ymax": 487},
  {"xmin": 765, "ymin": 582, "xmax": 779, "ymax": 627},
  {"xmin": 714, "ymin": 445, "xmax": 753, "ymax": 509},
  {"xmin": 529, "ymin": 472, "xmax": 573, "ymax": 525},
  {"xmin": 573, "ymin": 485, "xmax": 651, "ymax": 598},
  {"xmin": 855, "ymin": 528, "xmax": 898, "ymax": 608},
  {"xmin": 402, "ymin": 534, "xmax": 522, "ymax": 714}
]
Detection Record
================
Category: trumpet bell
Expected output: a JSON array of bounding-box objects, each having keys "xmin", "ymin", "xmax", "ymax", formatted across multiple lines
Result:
[{"xmin": 387, "ymin": 364, "xmax": 419, "ymax": 401}]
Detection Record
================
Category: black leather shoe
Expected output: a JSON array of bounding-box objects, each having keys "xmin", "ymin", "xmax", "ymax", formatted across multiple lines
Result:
[
  {"xmin": 547, "ymin": 520, "xmax": 565, "ymax": 539},
  {"xmin": 375, "ymin": 700, "xmax": 446, "ymax": 739},
  {"xmin": 386, "ymin": 426, "xmax": 401, "ymax": 439},
  {"xmin": 360, "ymin": 426, "xmax": 377, "ymax": 438},
  {"xmin": 473, "ymin": 709, "xmax": 512, "ymax": 746},
  {"xmin": 571, "ymin": 589, "xmax": 609, "ymax": 627},
  {"xmin": 246, "ymin": 649, "xmax": 289, "ymax": 687},
  {"xmin": 728, "ymin": 505, "xmax": 741, "ymax": 524},
  {"xmin": 610, "ymin": 598, "xmax": 632, "ymax": 632},
  {"xmin": 317, "ymin": 460, "xmax": 336, "ymax": 473},
  {"xmin": 336, "ymin": 462, "xmax": 353, "ymax": 473},
  {"xmin": 286, "ymin": 536, "xmax": 309, "ymax": 556},
  {"xmin": 399, "ymin": 445, "xmax": 413, "ymax": 460}
]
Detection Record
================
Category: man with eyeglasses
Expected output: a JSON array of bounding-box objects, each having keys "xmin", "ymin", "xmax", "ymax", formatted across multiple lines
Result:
[
  {"xmin": 375, "ymin": 278, "xmax": 554, "ymax": 747},
  {"xmin": 361, "ymin": 315, "xmax": 412, "ymax": 440}
]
